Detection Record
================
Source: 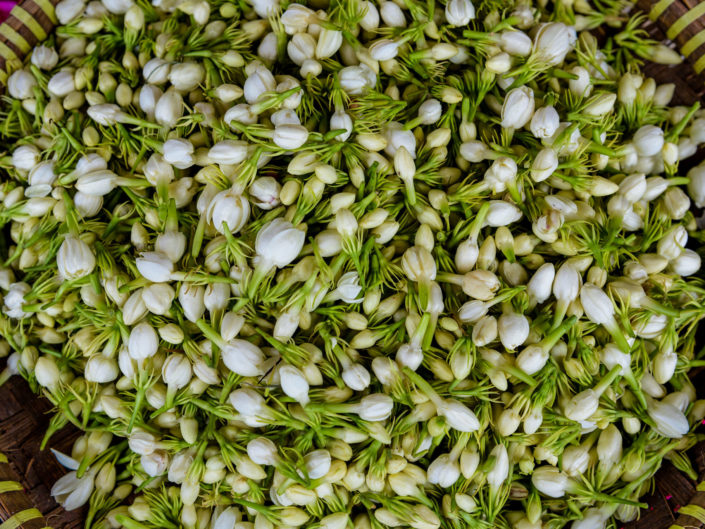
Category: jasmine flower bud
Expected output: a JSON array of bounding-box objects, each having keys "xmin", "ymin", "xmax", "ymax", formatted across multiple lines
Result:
[
  {"xmin": 657, "ymin": 225, "xmax": 687, "ymax": 260},
  {"xmin": 280, "ymin": 364, "xmax": 310, "ymax": 405},
  {"xmin": 31, "ymin": 45, "xmax": 59, "ymax": 70},
  {"xmin": 206, "ymin": 187, "xmax": 250, "ymax": 234},
  {"xmin": 402, "ymin": 246, "xmax": 437, "ymax": 282},
  {"xmin": 530, "ymin": 106, "xmax": 559, "ymax": 139},
  {"xmin": 531, "ymin": 466, "xmax": 570, "ymax": 497},
  {"xmin": 178, "ymin": 284, "xmax": 206, "ymax": 323},
  {"xmin": 498, "ymin": 312, "xmax": 529, "ymax": 350},
  {"xmin": 499, "ymin": 30, "xmax": 532, "ymax": 56},
  {"xmin": 255, "ymin": 218, "xmax": 306, "ymax": 271},
  {"xmin": 304, "ymin": 449, "xmax": 331, "ymax": 479},
  {"xmin": 531, "ymin": 22, "xmax": 577, "ymax": 66},
  {"xmin": 427, "ymin": 454, "xmax": 460, "ymax": 487},
  {"xmin": 162, "ymin": 353, "xmax": 192, "ymax": 390},
  {"xmin": 671, "ymin": 249, "xmax": 701, "ymax": 276},
  {"xmin": 486, "ymin": 444, "xmax": 509, "ymax": 490},
  {"xmin": 444, "ymin": 0, "xmax": 475, "ymax": 27},
  {"xmin": 340, "ymin": 64, "xmax": 377, "ymax": 96},
  {"xmin": 356, "ymin": 393, "xmax": 394, "ymax": 421},
  {"xmin": 632, "ymin": 125, "xmax": 664, "ymax": 156},
  {"xmin": 36, "ymin": 356, "xmax": 61, "ymax": 389},
  {"xmin": 222, "ymin": 339, "xmax": 264, "ymax": 376},
  {"xmin": 501, "ymin": 86, "xmax": 535, "ymax": 129},
  {"xmin": 646, "ymin": 397, "xmax": 690, "ymax": 438},
  {"xmin": 247, "ymin": 437, "xmax": 279, "ymax": 465},
  {"xmin": 273, "ymin": 123, "xmax": 309, "ymax": 149},
  {"xmin": 57, "ymin": 235, "xmax": 96, "ymax": 280},
  {"xmin": 380, "ymin": 1, "xmax": 406, "ymax": 26},
  {"xmin": 85, "ymin": 354, "xmax": 119, "ymax": 383},
  {"xmin": 142, "ymin": 283, "xmax": 175, "ymax": 315},
  {"xmin": 128, "ymin": 322, "xmax": 159, "ymax": 361},
  {"xmin": 163, "ymin": 138, "xmax": 194, "ymax": 169},
  {"xmin": 136, "ymin": 251, "xmax": 174, "ymax": 282},
  {"xmin": 8, "ymin": 69, "xmax": 37, "ymax": 100}
]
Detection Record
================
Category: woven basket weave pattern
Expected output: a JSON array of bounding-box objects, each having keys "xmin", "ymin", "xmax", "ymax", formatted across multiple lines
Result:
[{"xmin": 0, "ymin": 0, "xmax": 703, "ymax": 528}]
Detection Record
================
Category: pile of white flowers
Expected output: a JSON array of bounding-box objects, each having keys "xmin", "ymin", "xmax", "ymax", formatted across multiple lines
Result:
[{"xmin": 1, "ymin": 0, "xmax": 705, "ymax": 527}]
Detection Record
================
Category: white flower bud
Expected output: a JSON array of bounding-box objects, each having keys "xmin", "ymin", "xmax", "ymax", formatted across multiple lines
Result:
[
  {"xmin": 163, "ymin": 138, "xmax": 194, "ymax": 169},
  {"xmin": 247, "ymin": 437, "xmax": 279, "ymax": 465},
  {"xmin": 8, "ymin": 70, "xmax": 37, "ymax": 100},
  {"xmin": 356, "ymin": 393, "xmax": 394, "ymax": 421},
  {"xmin": 32, "ymin": 45, "xmax": 59, "ymax": 70},
  {"xmin": 417, "ymin": 99, "xmax": 443, "ymax": 124},
  {"xmin": 208, "ymin": 140, "xmax": 249, "ymax": 165},
  {"xmin": 436, "ymin": 399, "xmax": 479, "ymax": 432},
  {"xmin": 402, "ymin": 246, "xmax": 436, "ymax": 282},
  {"xmin": 256, "ymin": 218, "xmax": 305, "ymax": 270},
  {"xmin": 653, "ymin": 349, "xmax": 677, "ymax": 385},
  {"xmin": 48, "ymin": 71, "xmax": 76, "ymax": 97},
  {"xmin": 57, "ymin": 235, "xmax": 96, "ymax": 280},
  {"xmin": 569, "ymin": 66, "xmax": 591, "ymax": 97},
  {"xmin": 687, "ymin": 165, "xmax": 705, "ymax": 207},
  {"xmin": 527, "ymin": 263, "xmax": 555, "ymax": 306},
  {"xmin": 497, "ymin": 312, "xmax": 529, "ymax": 350},
  {"xmin": 207, "ymin": 188, "xmax": 250, "ymax": 234},
  {"xmin": 486, "ymin": 444, "xmax": 509, "ymax": 490},
  {"xmin": 178, "ymin": 284, "xmax": 205, "ymax": 323},
  {"xmin": 12, "ymin": 145, "xmax": 40, "ymax": 172},
  {"xmin": 229, "ymin": 388, "xmax": 271, "ymax": 426},
  {"xmin": 484, "ymin": 156, "xmax": 517, "ymax": 193},
  {"xmin": 663, "ymin": 187, "xmax": 689, "ymax": 219},
  {"xmin": 221, "ymin": 339, "xmax": 264, "ymax": 377},
  {"xmin": 531, "ymin": 22, "xmax": 577, "ymax": 66},
  {"xmin": 36, "ymin": 356, "xmax": 61, "ymax": 389},
  {"xmin": 497, "ymin": 408, "xmax": 521, "ymax": 436},
  {"xmin": 75, "ymin": 169, "xmax": 117, "ymax": 196},
  {"xmin": 128, "ymin": 322, "xmax": 159, "ymax": 361},
  {"xmin": 580, "ymin": 284, "xmax": 615, "ymax": 326},
  {"xmin": 444, "ymin": 0, "xmax": 475, "ymax": 26},
  {"xmin": 244, "ymin": 65, "xmax": 276, "ymax": 104},
  {"xmin": 583, "ymin": 93, "xmax": 617, "ymax": 117},
  {"xmin": 647, "ymin": 398, "xmax": 690, "ymax": 438},
  {"xmin": 136, "ymin": 252, "xmax": 173, "ymax": 282},
  {"xmin": 339, "ymin": 64, "xmax": 377, "ymax": 96},
  {"xmin": 162, "ymin": 353, "xmax": 192, "ymax": 389},
  {"xmin": 486, "ymin": 200, "xmax": 522, "ymax": 226},
  {"xmin": 85, "ymin": 355, "xmax": 119, "ymax": 383},
  {"xmin": 671, "ymin": 249, "xmax": 701, "ymax": 276},
  {"xmin": 304, "ymin": 449, "xmax": 331, "ymax": 479},
  {"xmin": 380, "ymin": 1, "xmax": 405, "ymax": 26},
  {"xmin": 657, "ymin": 225, "xmax": 687, "ymax": 260},
  {"xmin": 501, "ymin": 87, "xmax": 534, "ymax": 129},
  {"xmin": 564, "ymin": 389, "xmax": 599, "ymax": 422},
  {"xmin": 633, "ymin": 125, "xmax": 664, "ymax": 157},
  {"xmin": 316, "ymin": 29, "xmax": 343, "ymax": 59},
  {"xmin": 530, "ymin": 106, "xmax": 559, "ymax": 139},
  {"xmin": 531, "ymin": 466, "xmax": 569, "ymax": 497},
  {"xmin": 280, "ymin": 3, "xmax": 314, "ymax": 33},
  {"xmin": 273, "ymin": 124, "xmax": 309, "ymax": 149},
  {"xmin": 142, "ymin": 283, "xmax": 175, "ymax": 315},
  {"xmin": 279, "ymin": 364, "xmax": 310, "ymax": 405},
  {"xmin": 427, "ymin": 454, "xmax": 460, "ymax": 487}
]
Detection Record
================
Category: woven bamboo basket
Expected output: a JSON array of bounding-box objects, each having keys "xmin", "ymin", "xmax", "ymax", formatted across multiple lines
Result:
[{"xmin": 0, "ymin": 0, "xmax": 703, "ymax": 528}]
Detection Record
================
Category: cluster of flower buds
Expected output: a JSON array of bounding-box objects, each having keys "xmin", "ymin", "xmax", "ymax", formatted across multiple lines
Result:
[{"xmin": 1, "ymin": 0, "xmax": 704, "ymax": 528}]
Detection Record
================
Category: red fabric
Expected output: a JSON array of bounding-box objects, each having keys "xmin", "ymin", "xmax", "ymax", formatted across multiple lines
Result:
[{"xmin": 0, "ymin": 1, "xmax": 16, "ymax": 22}]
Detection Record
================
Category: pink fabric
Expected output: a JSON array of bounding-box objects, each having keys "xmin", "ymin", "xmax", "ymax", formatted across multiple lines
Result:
[{"xmin": 0, "ymin": 1, "xmax": 16, "ymax": 22}]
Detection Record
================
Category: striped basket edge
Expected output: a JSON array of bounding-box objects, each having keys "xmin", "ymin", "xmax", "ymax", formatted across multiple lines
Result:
[
  {"xmin": 669, "ymin": 480, "xmax": 705, "ymax": 529},
  {"xmin": 0, "ymin": 452, "xmax": 52, "ymax": 529},
  {"xmin": 0, "ymin": 0, "xmax": 58, "ymax": 86},
  {"xmin": 641, "ymin": 0, "xmax": 705, "ymax": 75}
]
